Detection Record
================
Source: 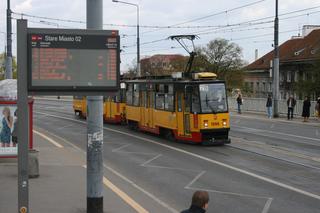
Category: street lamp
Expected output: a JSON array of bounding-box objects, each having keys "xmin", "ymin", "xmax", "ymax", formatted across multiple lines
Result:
[
  {"xmin": 112, "ymin": 0, "xmax": 140, "ymax": 77},
  {"xmin": 273, "ymin": 0, "xmax": 279, "ymax": 117}
]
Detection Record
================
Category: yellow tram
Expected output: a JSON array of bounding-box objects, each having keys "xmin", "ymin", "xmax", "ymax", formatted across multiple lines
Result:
[
  {"xmin": 73, "ymin": 88, "xmax": 126, "ymax": 124},
  {"xmin": 125, "ymin": 72, "xmax": 230, "ymax": 144},
  {"xmin": 73, "ymin": 35, "xmax": 231, "ymax": 144}
]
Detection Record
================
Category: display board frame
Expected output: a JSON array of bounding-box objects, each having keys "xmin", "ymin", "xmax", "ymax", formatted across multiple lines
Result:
[{"xmin": 27, "ymin": 28, "xmax": 120, "ymax": 95}]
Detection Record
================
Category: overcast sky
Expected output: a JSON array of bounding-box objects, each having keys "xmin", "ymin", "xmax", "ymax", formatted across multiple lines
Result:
[{"xmin": 1, "ymin": 0, "xmax": 320, "ymax": 72}]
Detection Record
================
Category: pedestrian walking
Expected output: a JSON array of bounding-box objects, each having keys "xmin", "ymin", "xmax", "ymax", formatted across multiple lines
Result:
[
  {"xmin": 316, "ymin": 97, "xmax": 320, "ymax": 120},
  {"xmin": 302, "ymin": 96, "xmax": 311, "ymax": 122},
  {"xmin": 181, "ymin": 191, "xmax": 209, "ymax": 213},
  {"xmin": 236, "ymin": 94, "xmax": 243, "ymax": 114},
  {"xmin": 266, "ymin": 94, "xmax": 272, "ymax": 119},
  {"xmin": 287, "ymin": 95, "xmax": 296, "ymax": 120}
]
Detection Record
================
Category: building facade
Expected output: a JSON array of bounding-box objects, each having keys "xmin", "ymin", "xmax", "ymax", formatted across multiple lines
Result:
[{"xmin": 245, "ymin": 26, "xmax": 320, "ymax": 100}]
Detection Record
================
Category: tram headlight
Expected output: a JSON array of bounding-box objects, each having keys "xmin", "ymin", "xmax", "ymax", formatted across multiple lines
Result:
[
  {"xmin": 222, "ymin": 119, "xmax": 227, "ymax": 127},
  {"xmin": 204, "ymin": 120, "xmax": 209, "ymax": 128}
]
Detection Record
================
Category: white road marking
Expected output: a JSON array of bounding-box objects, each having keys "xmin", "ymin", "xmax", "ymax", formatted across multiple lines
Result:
[
  {"xmin": 33, "ymin": 129, "xmax": 64, "ymax": 148},
  {"xmin": 188, "ymin": 186, "xmax": 271, "ymax": 200},
  {"xmin": 261, "ymin": 198, "xmax": 273, "ymax": 213},
  {"xmin": 57, "ymin": 124, "xmax": 74, "ymax": 130},
  {"xmin": 235, "ymin": 125, "xmax": 320, "ymax": 143},
  {"xmin": 33, "ymin": 114, "xmax": 49, "ymax": 120},
  {"xmin": 82, "ymin": 165, "xmax": 149, "ymax": 213},
  {"xmin": 141, "ymin": 154, "xmax": 162, "ymax": 167},
  {"xmin": 184, "ymin": 171, "xmax": 206, "ymax": 189},
  {"xmin": 35, "ymin": 111, "xmax": 320, "ymax": 201},
  {"xmin": 36, "ymin": 126, "xmax": 178, "ymax": 213},
  {"xmin": 112, "ymin": 144, "xmax": 131, "ymax": 152}
]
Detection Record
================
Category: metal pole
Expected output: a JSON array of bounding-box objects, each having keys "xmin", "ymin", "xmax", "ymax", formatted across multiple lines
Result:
[
  {"xmin": 86, "ymin": 0, "xmax": 104, "ymax": 213},
  {"xmin": 137, "ymin": 6, "xmax": 140, "ymax": 77},
  {"xmin": 5, "ymin": 0, "xmax": 13, "ymax": 79},
  {"xmin": 273, "ymin": 0, "xmax": 280, "ymax": 117},
  {"xmin": 17, "ymin": 19, "xmax": 29, "ymax": 213}
]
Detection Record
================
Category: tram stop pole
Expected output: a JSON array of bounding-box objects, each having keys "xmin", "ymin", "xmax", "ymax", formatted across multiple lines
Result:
[{"xmin": 86, "ymin": 0, "xmax": 104, "ymax": 213}]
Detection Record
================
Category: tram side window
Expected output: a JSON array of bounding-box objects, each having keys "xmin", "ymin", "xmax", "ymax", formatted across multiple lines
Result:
[
  {"xmin": 164, "ymin": 94, "xmax": 174, "ymax": 111},
  {"xmin": 151, "ymin": 92, "xmax": 155, "ymax": 108},
  {"xmin": 192, "ymin": 87, "xmax": 201, "ymax": 113},
  {"xmin": 120, "ymin": 89, "xmax": 126, "ymax": 103},
  {"xmin": 126, "ymin": 84, "xmax": 133, "ymax": 105},
  {"xmin": 164, "ymin": 85, "xmax": 174, "ymax": 111},
  {"xmin": 74, "ymin": 96, "xmax": 83, "ymax": 100},
  {"xmin": 133, "ymin": 84, "xmax": 140, "ymax": 106},
  {"xmin": 155, "ymin": 93, "xmax": 165, "ymax": 110}
]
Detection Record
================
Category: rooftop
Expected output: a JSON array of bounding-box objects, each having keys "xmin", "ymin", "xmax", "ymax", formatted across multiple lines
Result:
[{"xmin": 246, "ymin": 28, "xmax": 320, "ymax": 70}]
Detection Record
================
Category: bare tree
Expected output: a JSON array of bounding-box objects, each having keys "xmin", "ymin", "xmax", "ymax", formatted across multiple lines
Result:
[
  {"xmin": 123, "ymin": 59, "xmax": 138, "ymax": 79},
  {"xmin": 192, "ymin": 38, "xmax": 245, "ymax": 91}
]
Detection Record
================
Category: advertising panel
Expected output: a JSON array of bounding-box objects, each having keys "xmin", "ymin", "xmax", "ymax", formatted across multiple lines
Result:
[{"xmin": 0, "ymin": 104, "xmax": 18, "ymax": 156}]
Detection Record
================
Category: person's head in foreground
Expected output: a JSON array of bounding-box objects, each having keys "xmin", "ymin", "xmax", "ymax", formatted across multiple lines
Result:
[{"xmin": 181, "ymin": 190, "xmax": 209, "ymax": 213}]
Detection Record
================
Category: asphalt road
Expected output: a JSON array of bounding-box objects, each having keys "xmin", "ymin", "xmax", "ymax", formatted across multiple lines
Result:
[{"xmin": 33, "ymin": 99, "xmax": 320, "ymax": 213}]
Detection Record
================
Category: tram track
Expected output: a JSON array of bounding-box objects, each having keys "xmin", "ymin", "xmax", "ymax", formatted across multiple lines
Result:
[
  {"xmin": 34, "ymin": 105, "xmax": 320, "ymax": 173},
  {"xmin": 226, "ymin": 143, "xmax": 320, "ymax": 171}
]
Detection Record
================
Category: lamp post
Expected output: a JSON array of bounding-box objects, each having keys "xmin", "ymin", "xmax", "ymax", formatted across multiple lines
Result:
[
  {"xmin": 112, "ymin": 0, "xmax": 140, "ymax": 77},
  {"xmin": 273, "ymin": 0, "xmax": 280, "ymax": 117}
]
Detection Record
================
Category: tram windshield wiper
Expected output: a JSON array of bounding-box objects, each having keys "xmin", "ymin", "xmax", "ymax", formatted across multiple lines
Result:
[{"xmin": 205, "ymin": 94, "xmax": 217, "ymax": 114}]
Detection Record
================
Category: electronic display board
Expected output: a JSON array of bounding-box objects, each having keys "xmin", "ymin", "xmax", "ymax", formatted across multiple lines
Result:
[{"xmin": 27, "ymin": 28, "xmax": 120, "ymax": 93}]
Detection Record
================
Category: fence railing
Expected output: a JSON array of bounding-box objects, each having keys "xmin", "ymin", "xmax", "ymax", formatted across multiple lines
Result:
[{"xmin": 228, "ymin": 97, "xmax": 318, "ymax": 117}]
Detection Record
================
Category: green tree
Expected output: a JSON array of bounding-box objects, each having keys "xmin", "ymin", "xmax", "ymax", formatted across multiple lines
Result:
[
  {"xmin": 294, "ymin": 57, "xmax": 320, "ymax": 99},
  {"xmin": 192, "ymin": 38, "xmax": 245, "ymax": 90},
  {"xmin": 0, "ymin": 52, "xmax": 17, "ymax": 80}
]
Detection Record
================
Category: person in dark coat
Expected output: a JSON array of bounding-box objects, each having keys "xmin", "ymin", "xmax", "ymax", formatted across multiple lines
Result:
[
  {"xmin": 266, "ymin": 94, "xmax": 272, "ymax": 119},
  {"xmin": 236, "ymin": 94, "xmax": 243, "ymax": 114},
  {"xmin": 181, "ymin": 191, "xmax": 209, "ymax": 213},
  {"xmin": 316, "ymin": 97, "xmax": 320, "ymax": 120},
  {"xmin": 287, "ymin": 95, "xmax": 296, "ymax": 120},
  {"xmin": 302, "ymin": 96, "xmax": 311, "ymax": 122}
]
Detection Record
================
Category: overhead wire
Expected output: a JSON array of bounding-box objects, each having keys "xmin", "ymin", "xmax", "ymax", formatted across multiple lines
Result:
[
  {"xmin": 123, "ymin": 7, "xmax": 320, "ymax": 48},
  {"xmin": 140, "ymin": 0, "xmax": 267, "ymax": 35}
]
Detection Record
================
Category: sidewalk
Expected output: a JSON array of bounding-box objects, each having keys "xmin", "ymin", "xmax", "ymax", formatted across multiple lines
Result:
[
  {"xmin": 230, "ymin": 110, "xmax": 320, "ymax": 127},
  {"xmin": 0, "ymin": 129, "xmax": 139, "ymax": 213}
]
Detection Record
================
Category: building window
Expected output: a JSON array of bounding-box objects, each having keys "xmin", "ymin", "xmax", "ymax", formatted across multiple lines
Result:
[
  {"xmin": 287, "ymin": 71, "xmax": 292, "ymax": 82},
  {"xmin": 294, "ymin": 71, "xmax": 299, "ymax": 82},
  {"xmin": 256, "ymin": 82, "xmax": 260, "ymax": 91},
  {"xmin": 269, "ymin": 82, "xmax": 272, "ymax": 92},
  {"xmin": 263, "ymin": 82, "xmax": 266, "ymax": 92},
  {"xmin": 280, "ymin": 73, "xmax": 284, "ymax": 82}
]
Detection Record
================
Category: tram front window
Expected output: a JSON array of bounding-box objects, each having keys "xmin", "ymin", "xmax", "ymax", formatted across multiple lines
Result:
[{"xmin": 199, "ymin": 83, "xmax": 227, "ymax": 113}]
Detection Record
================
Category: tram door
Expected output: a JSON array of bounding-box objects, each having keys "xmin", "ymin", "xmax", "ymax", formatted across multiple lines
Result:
[
  {"xmin": 177, "ymin": 91, "xmax": 191, "ymax": 136},
  {"xmin": 140, "ymin": 91, "xmax": 146, "ymax": 126},
  {"xmin": 147, "ymin": 91, "xmax": 154, "ymax": 127}
]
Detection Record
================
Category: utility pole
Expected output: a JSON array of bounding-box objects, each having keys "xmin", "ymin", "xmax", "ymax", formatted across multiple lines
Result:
[
  {"xmin": 86, "ymin": 0, "xmax": 104, "ymax": 213},
  {"xmin": 273, "ymin": 0, "xmax": 280, "ymax": 117},
  {"xmin": 5, "ymin": 0, "xmax": 13, "ymax": 79},
  {"xmin": 136, "ymin": 6, "xmax": 140, "ymax": 77}
]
